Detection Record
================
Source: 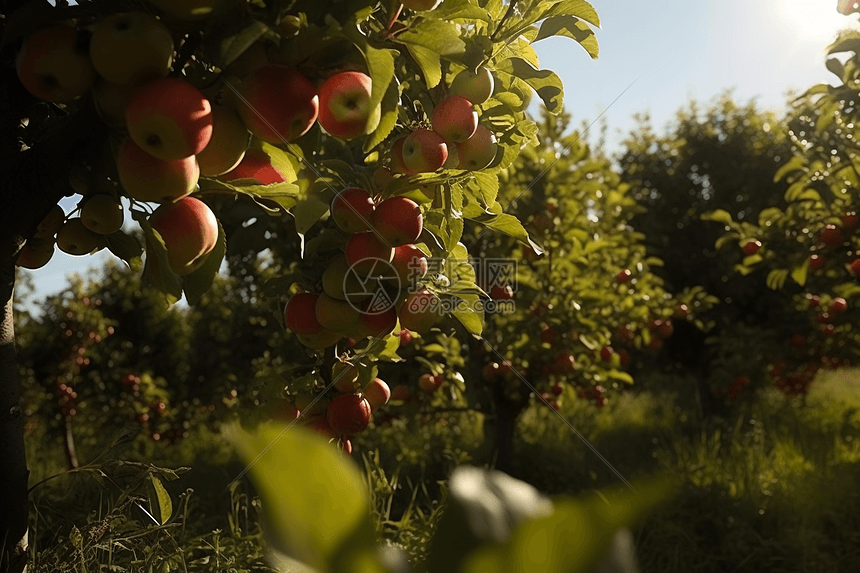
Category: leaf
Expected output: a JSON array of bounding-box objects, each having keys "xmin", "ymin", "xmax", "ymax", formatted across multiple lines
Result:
[
  {"xmin": 700, "ymin": 209, "xmax": 734, "ymax": 225},
  {"xmin": 104, "ymin": 230, "xmax": 143, "ymax": 267},
  {"xmin": 395, "ymin": 19, "xmax": 466, "ymax": 57},
  {"xmin": 766, "ymin": 269, "xmax": 789, "ymax": 290},
  {"xmin": 826, "ymin": 29, "xmax": 860, "ymax": 55},
  {"xmin": 450, "ymin": 294, "xmax": 483, "ymax": 336},
  {"xmin": 773, "ymin": 156, "xmax": 805, "ymax": 183},
  {"xmin": 134, "ymin": 211, "xmax": 182, "ymax": 306},
  {"xmin": 407, "ymin": 43, "xmax": 443, "ymax": 88},
  {"xmin": 538, "ymin": 0, "xmax": 601, "ymax": 28},
  {"xmin": 826, "ymin": 57, "xmax": 846, "ymax": 80},
  {"xmin": 791, "ymin": 259, "xmax": 809, "ymax": 287},
  {"xmin": 607, "ymin": 370, "xmax": 634, "ymax": 385},
  {"xmin": 496, "ymin": 58, "xmax": 564, "ymax": 114},
  {"xmin": 292, "ymin": 193, "xmax": 331, "ymax": 235},
  {"xmin": 363, "ymin": 47, "xmax": 398, "ymax": 117},
  {"xmin": 182, "ymin": 216, "xmax": 227, "ymax": 306},
  {"xmin": 215, "ymin": 19, "xmax": 269, "ymax": 69},
  {"xmin": 533, "ymin": 16, "xmax": 599, "ymax": 59},
  {"xmin": 147, "ymin": 474, "xmax": 173, "ymax": 526},
  {"xmin": 757, "ymin": 207, "xmax": 784, "ymax": 227},
  {"xmin": 474, "ymin": 213, "xmax": 530, "ymax": 243},
  {"xmin": 229, "ymin": 423, "xmax": 384, "ymax": 572}
]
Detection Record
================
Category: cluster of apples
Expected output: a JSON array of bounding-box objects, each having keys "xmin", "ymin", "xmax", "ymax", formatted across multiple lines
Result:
[
  {"xmin": 283, "ymin": 185, "xmax": 446, "ymax": 349},
  {"xmin": 281, "ymin": 364, "xmax": 392, "ymax": 454},
  {"xmin": 388, "ymin": 67, "xmax": 498, "ymax": 174}
]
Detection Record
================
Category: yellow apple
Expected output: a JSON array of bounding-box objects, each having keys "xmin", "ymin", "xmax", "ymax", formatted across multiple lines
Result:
[
  {"xmin": 196, "ymin": 105, "xmax": 250, "ymax": 176},
  {"xmin": 149, "ymin": 196, "xmax": 218, "ymax": 275},
  {"xmin": 80, "ymin": 194, "xmax": 124, "ymax": 234},
  {"xmin": 16, "ymin": 25, "xmax": 96, "ymax": 102},
  {"xmin": 117, "ymin": 138, "xmax": 200, "ymax": 203},
  {"xmin": 90, "ymin": 12, "xmax": 174, "ymax": 86}
]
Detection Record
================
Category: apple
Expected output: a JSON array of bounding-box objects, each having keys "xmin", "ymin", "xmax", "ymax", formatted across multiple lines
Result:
[
  {"xmin": 149, "ymin": 196, "xmax": 218, "ymax": 275},
  {"xmin": 16, "ymin": 25, "xmax": 96, "ymax": 103},
  {"xmin": 431, "ymin": 96, "xmax": 478, "ymax": 142},
  {"xmin": 90, "ymin": 12, "xmax": 174, "ymax": 86},
  {"xmin": 390, "ymin": 244, "xmax": 428, "ymax": 284},
  {"xmin": 34, "ymin": 205, "xmax": 66, "ymax": 239},
  {"xmin": 482, "ymin": 362, "xmax": 500, "ymax": 381},
  {"xmin": 315, "ymin": 293, "xmax": 361, "ymax": 334},
  {"xmin": 391, "ymin": 384, "xmax": 412, "ymax": 402},
  {"xmin": 389, "ymin": 136, "xmax": 417, "ymax": 175},
  {"xmin": 326, "ymin": 393, "xmax": 372, "ymax": 435},
  {"xmin": 489, "ymin": 284, "xmax": 514, "ymax": 300},
  {"xmin": 400, "ymin": 329, "xmax": 413, "ymax": 346},
  {"xmin": 809, "ymin": 254, "xmax": 825, "ymax": 271},
  {"xmin": 373, "ymin": 196, "xmax": 423, "ymax": 247},
  {"xmin": 93, "ymin": 80, "xmax": 137, "ymax": 125},
  {"xmin": 616, "ymin": 269, "xmax": 632, "ymax": 283},
  {"xmin": 455, "ymin": 124, "xmax": 497, "ymax": 170},
  {"xmin": 402, "ymin": 129, "xmax": 448, "ymax": 173},
  {"xmin": 838, "ymin": 0, "xmax": 860, "ymax": 15},
  {"xmin": 17, "ymin": 238, "xmax": 55, "ymax": 269},
  {"xmin": 321, "ymin": 254, "xmax": 366, "ymax": 301},
  {"xmin": 219, "ymin": 147, "xmax": 289, "ymax": 185},
  {"xmin": 117, "ymin": 138, "xmax": 200, "ymax": 202},
  {"xmin": 344, "ymin": 232, "xmax": 394, "ymax": 276},
  {"xmin": 318, "ymin": 71, "xmax": 375, "ymax": 140},
  {"xmin": 742, "ymin": 240, "xmax": 761, "ymax": 256},
  {"xmin": 56, "ymin": 219, "xmax": 106, "ymax": 255},
  {"xmin": 851, "ymin": 258, "xmax": 860, "ymax": 276},
  {"xmin": 363, "ymin": 378, "xmax": 391, "ymax": 410},
  {"xmin": 195, "ymin": 105, "xmax": 250, "ymax": 176},
  {"xmin": 418, "ymin": 373, "xmax": 441, "ymax": 392},
  {"xmin": 830, "ymin": 297, "xmax": 848, "ymax": 314},
  {"xmin": 555, "ymin": 352, "xmax": 575, "ymax": 374},
  {"xmin": 303, "ymin": 415, "xmax": 338, "ymax": 440},
  {"xmin": 331, "ymin": 188, "xmax": 375, "ymax": 233},
  {"xmin": 284, "ymin": 292, "xmax": 324, "ymax": 335},
  {"xmin": 81, "ymin": 194, "xmax": 124, "ymax": 234},
  {"xmin": 821, "ymin": 224, "xmax": 844, "ymax": 248},
  {"xmin": 539, "ymin": 323, "xmax": 556, "ymax": 345},
  {"xmin": 398, "ymin": 289, "xmax": 441, "ymax": 333},
  {"xmin": 236, "ymin": 65, "xmax": 318, "ymax": 144},
  {"xmin": 296, "ymin": 330, "xmax": 342, "ymax": 350},
  {"xmin": 600, "ymin": 346, "xmax": 614, "ymax": 362},
  {"xmin": 126, "ymin": 77, "xmax": 213, "ymax": 160},
  {"xmin": 147, "ymin": 0, "xmax": 226, "ymax": 20},
  {"xmin": 357, "ymin": 305, "xmax": 398, "ymax": 339},
  {"xmin": 448, "ymin": 66, "xmax": 494, "ymax": 105},
  {"xmin": 402, "ymin": 0, "xmax": 442, "ymax": 10},
  {"xmin": 332, "ymin": 362, "xmax": 360, "ymax": 393},
  {"xmin": 673, "ymin": 303, "xmax": 690, "ymax": 318}
]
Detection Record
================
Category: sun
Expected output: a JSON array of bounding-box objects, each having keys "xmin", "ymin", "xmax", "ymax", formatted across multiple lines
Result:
[{"xmin": 771, "ymin": 0, "xmax": 853, "ymax": 43}]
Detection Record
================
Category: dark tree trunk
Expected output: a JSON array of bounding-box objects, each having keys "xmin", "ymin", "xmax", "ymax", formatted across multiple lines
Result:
[{"xmin": 483, "ymin": 379, "xmax": 528, "ymax": 476}]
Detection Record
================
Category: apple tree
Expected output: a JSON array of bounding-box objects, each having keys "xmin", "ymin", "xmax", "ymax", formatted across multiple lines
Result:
[{"xmin": 0, "ymin": 0, "xmax": 604, "ymax": 567}]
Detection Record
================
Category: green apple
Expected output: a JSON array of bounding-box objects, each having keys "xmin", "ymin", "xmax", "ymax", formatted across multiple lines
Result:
[
  {"xmin": 315, "ymin": 293, "xmax": 361, "ymax": 334},
  {"xmin": 34, "ymin": 205, "xmax": 66, "ymax": 239},
  {"xmin": 90, "ymin": 12, "xmax": 174, "ymax": 86},
  {"xmin": 17, "ymin": 238, "xmax": 55, "ymax": 269},
  {"xmin": 449, "ymin": 66, "xmax": 494, "ymax": 105},
  {"xmin": 331, "ymin": 187, "xmax": 375, "ymax": 233}
]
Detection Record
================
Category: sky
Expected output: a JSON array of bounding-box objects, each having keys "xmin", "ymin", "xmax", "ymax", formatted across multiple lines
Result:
[{"xmin": 18, "ymin": 0, "xmax": 858, "ymax": 311}]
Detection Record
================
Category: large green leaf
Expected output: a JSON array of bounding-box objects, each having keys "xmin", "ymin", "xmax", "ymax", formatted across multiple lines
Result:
[
  {"xmin": 496, "ymin": 58, "xmax": 564, "ymax": 114},
  {"xmin": 146, "ymin": 474, "xmax": 173, "ymax": 526},
  {"xmin": 229, "ymin": 423, "xmax": 384, "ymax": 572},
  {"xmin": 538, "ymin": 0, "xmax": 601, "ymax": 28},
  {"xmin": 533, "ymin": 16, "xmax": 598, "ymax": 59},
  {"xmin": 407, "ymin": 43, "xmax": 443, "ymax": 88},
  {"xmin": 395, "ymin": 19, "xmax": 466, "ymax": 57}
]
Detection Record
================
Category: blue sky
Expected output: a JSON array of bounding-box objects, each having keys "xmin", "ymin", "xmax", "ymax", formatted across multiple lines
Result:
[{"xmin": 20, "ymin": 0, "xmax": 856, "ymax": 309}]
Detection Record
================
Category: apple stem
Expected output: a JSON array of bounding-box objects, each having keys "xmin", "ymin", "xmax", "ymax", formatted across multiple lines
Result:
[{"xmin": 384, "ymin": 4, "xmax": 404, "ymax": 37}]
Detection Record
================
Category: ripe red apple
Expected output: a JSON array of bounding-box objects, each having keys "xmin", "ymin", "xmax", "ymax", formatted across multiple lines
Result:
[
  {"xmin": 398, "ymin": 289, "xmax": 441, "ymax": 333},
  {"xmin": 219, "ymin": 147, "xmax": 289, "ymax": 185},
  {"xmin": 284, "ymin": 292, "xmax": 324, "ymax": 335},
  {"xmin": 399, "ymin": 329, "xmax": 413, "ymax": 346},
  {"xmin": 455, "ymin": 125, "xmax": 497, "ymax": 170},
  {"xmin": 17, "ymin": 238, "xmax": 55, "ymax": 269},
  {"xmin": 402, "ymin": 129, "xmax": 448, "ymax": 173},
  {"xmin": 673, "ymin": 303, "xmax": 690, "ymax": 319},
  {"xmin": 851, "ymin": 258, "xmax": 860, "ymax": 276},
  {"xmin": 326, "ymin": 393, "xmax": 372, "ymax": 434},
  {"xmin": 600, "ymin": 346, "xmax": 614, "ymax": 362},
  {"xmin": 363, "ymin": 378, "xmax": 391, "ymax": 410},
  {"xmin": 117, "ymin": 139, "xmax": 200, "ymax": 202},
  {"xmin": 16, "ymin": 25, "xmax": 96, "ymax": 102},
  {"xmin": 357, "ymin": 306, "xmax": 398, "ymax": 339},
  {"xmin": 489, "ymin": 284, "xmax": 514, "ymax": 300},
  {"xmin": 149, "ymin": 196, "xmax": 218, "ymax": 275},
  {"xmin": 89, "ymin": 12, "xmax": 174, "ymax": 86},
  {"xmin": 616, "ymin": 269, "xmax": 632, "ymax": 283},
  {"xmin": 81, "ymin": 194, "xmax": 124, "ymax": 234},
  {"xmin": 390, "ymin": 244, "xmax": 428, "ymax": 284},
  {"xmin": 820, "ymin": 224, "xmax": 844, "ymax": 248},
  {"xmin": 344, "ymin": 232, "xmax": 394, "ymax": 276},
  {"xmin": 318, "ymin": 71, "xmax": 375, "ymax": 140},
  {"xmin": 431, "ymin": 96, "xmax": 478, "ymax": 143},
  {"xmin": 196, "ymin": 105, "xmax": 250, "ymax": 176},
  {"xmin": 651, "ymin": 319, "xmax": 674, "ymax": 339},
  {"xmin": 236, "ymin": 65, "xmax": 318, "ymax": 144},
  {"xmin": 742, "ymin": 240, "xmax": 761, "ymax": 256},
  {"xmin": 449, "ymin": 66, "xmax": 494, "ymax": 105},
  {"xmin": 57, "ymin": 219, "xmax": 106, "ymax": 255},
  {"xmin": 809, "ymin": 254, "xmax": 825, "ymax": 271},
  {"xmin": 303, "ymin": 415, "xmax": 338, "ymax": 440},
  {"xmin": 315, "ymin": 293, "xmax": 361, "ymax": 334},
  {"xmin": 830, "ymin": 297, "xmax": 848, "ymax": 314},
  {"xmin": 389, "ymin": 136, "xmax": 417, "ymax": 175},
  {"xmin": 418, "ymin": 373, "xmax": 442, "ymax": 392},
  {"xmin": 555, "ymin": 352, "xmax": 575, "ymax": 374},
  {"xmin": 391, "ymin": 384, "xmax": 412, "ymax": 402},
  {"xmin": 331, "ymin": 188, "xmax": 375, "ymax": 233},
  {"xmin": 539, "ymin": 323, "xmax": 556, "ymax": 345},
  {"xmin": 373, "ymin": 197, "xmax": 423, "ymax": 247},
  {"xmin": 126, "ymin": 78, "xmax": 213, "ymax": 160}
]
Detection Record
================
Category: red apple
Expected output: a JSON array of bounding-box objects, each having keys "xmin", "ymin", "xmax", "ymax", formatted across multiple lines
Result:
[
  {"xmin": 482, "ymin": 362, "xmax": 500, "ymax": 381},
  {"xmin": 830, "ymin": 297, "xmax": 848, "ymax": 314},
  {"xmin": 418, "ymin": 373, "xmax": 442, "ymax": 392},
  {"xmin": 402, "ymin": 129, "xmax": 448, "ymax": 173},
  {"xmin": 389, "ymin": 136, "xmax": 417, "ymax": 175},
  {"xmin": 363, "ymin": 378, "xmax": 391, "ymax": 410},
  {"xmin": 555, "ymin": 352, "xmax": 575, "ymax": 374},
  {"xmin": 284, "ymin": 292, "xmax": 324, "ymax": 335},
  {"xmin": 391, "ymin": 384, "xmax": 412, "ymax": 402},
  {"xmin": 318, "ymin": 71, "xmax": 375, "ymax": 140},
  {"xmin": 431, "ymin": 96, "xmax": 478, "ymax": 143},
  {"xmin": 616, "ymin": 269, "xmax": 632, "ymax": 283},
  {"xmin": 809, "ymin": 254, "xmax": 825, "ymax": 271},
  {"xmin": 219, "ymin": 147, "xmax": 289, "ymax": 185},
  {"xmin": 742, "ymin": 240, "xmax": 761, "ymax": 256},
  {"xmin": 117, "ymin": 139, "xmax": 200, "ymax": 202},
  {"xmin": 373, "ymin": 196, "xmax": 423, "ymax": 247},
  {"xmin": 236, "ymin": 65, "xmax": 318, "ymax": 144},
  {"xmin": 357, "ymin": 305, "xmax": 398, "ymax": 339},
  {"xmin": 390, "ymin": 244, "xmax": 428, "ymax": 284},
  {"xmin": 16, "ymin": 25, "xmax": 96, "ymax": 103},
  {"xmin": 455, "ymin": 124, "xmax": 497, "ymax": 170},
  {"xmin": 344, "ymin": 232, "xmax": 394, "ymax": 276},
  {"xmin": 126, "ymin": 77, "xmax": 213, "ymax": 160},
  {"xmin": 821, "ymin": 224, "xmax": 844, "ymax": 248},
  {"xmin": 149, "ymin": 196, "xmax": 218, "ymax": 275},
  {"xmin": 489, "ymin": 284, "xmax": 514, "ymax": 300},
  {"xmin": 449, "ymin": 66, "xmax": 494, "ymax": 105},
  {"xmin": 600, "ymin": 346, "xmax": 614, "ymax": 362},
  {"xmin": 331, "ymin": 187, "xmax": 375, "ymax": 233},
  {"xmin": 851, "ymin": 258, "xmax": 860, "ymax": 276},
  {"xmin": 195, "ymin": 105, "xmax": 250, "ymax": 176}
]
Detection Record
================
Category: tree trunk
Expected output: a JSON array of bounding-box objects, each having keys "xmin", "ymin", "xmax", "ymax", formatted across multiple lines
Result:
[{"xmin": 483, "ymin": 381, "xmax": 528, "ymax": 476}]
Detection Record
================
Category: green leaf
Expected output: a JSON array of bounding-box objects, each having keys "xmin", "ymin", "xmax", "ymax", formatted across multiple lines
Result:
[
  {"xmin": 363, "ymin": 47, "xmax": 397, "ymax": 117},
  {"xmin": 474, "ymin": 213, "xmax": 530, "ymax": 243},
  {"xmin": 182, "ymin": 215, "xmax": 227, "ymax": 306},
  {"xmin": 700, "ymin": 209, "xmax": 734, "ymax": 225},
  {"xmin": 533, "ymin": 16, "xmax": 598, "ymax": 59},
  {"xmin": 773, "ymin": 155, "xmax": 805, "ymax": 183},
  {"xmin": 538, "ymin": 0, "xmax": 601, "ymax": 28},
  {"xmin": 450, "ymin": 294, "xmax": 483, "ymax": 336},
  {"xmin": 826, "ymin": 29, "xmax": 860, "ymax": 55},
  {"xmin": 496, "ymin": 58, "xmax": 564, "ymax": 114},
  {"xmin": 826, "ymin": 57, "xmax": 845, "ymax": 79},
  {"xmin": 791, "ymin": 259, "xmax": 809, "ymax": 287},
  {"xmin": 104, "ymin": 229, "xmax": 143, "ymax": 267},
  {"xmin": 395, "ymin": 19, "xmax": 466, "ymax": 57},
  {"xmin": 758, "ymin": 207, "xmax": 784, "ymax": 227},
  {"xmin": 146, "ymin": 474, "xmax": 173, "ymax": 526},
  {"xmin": 215, "ymin": 20, "xmax": 269, "ymax": 69},
  {"xmin": 607, "ymin": 370, "xmax": 634, "ymax": 385},
  {"xmin": 766, "ymin": 269, "xmax": 788, "ymax": 290},
  {"xmin": 292, "ymin": 193, "xmax": 331, "ymax": 236},
  {"xmin": 229, "ymin": 423, "xmax": 383, "ymax": 572},
  {"xmin": 406, "ymin": 43, "xmax": 442, "ymax": 89}
]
